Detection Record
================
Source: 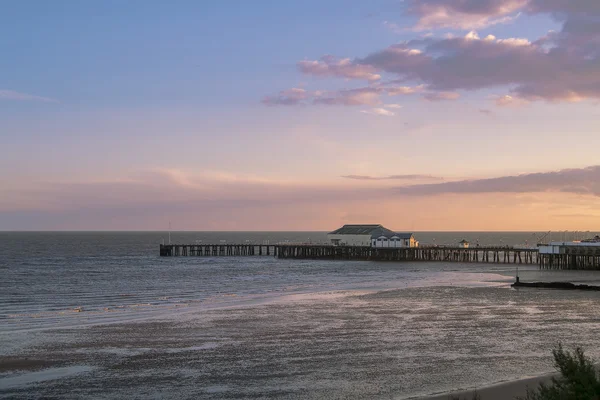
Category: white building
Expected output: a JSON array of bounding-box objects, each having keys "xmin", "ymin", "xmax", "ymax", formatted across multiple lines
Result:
[
  {"xmin": 538, "ymin": 239, "xmax": 600, "ymax": 254},
  {"xmin": 327, "ymin": 224, "xmax": 418, "ymax": 248},
  {"xmin": 458, "ymin": 240, "xmax": 470, "ymax": 248}
]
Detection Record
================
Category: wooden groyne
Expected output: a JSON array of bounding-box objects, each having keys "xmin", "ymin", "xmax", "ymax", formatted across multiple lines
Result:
[
  {"xmin": 159, "ymin": 244, "xmax": 539, "ymax": 265},
  {"xmin": 512, "ymin": 280, "xmax": 600, "ymax": 291}
]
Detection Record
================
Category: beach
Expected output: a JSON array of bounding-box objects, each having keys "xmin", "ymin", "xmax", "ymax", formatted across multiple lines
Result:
[
  {"xmin": 3, "ymin": 283, "xmax": 600, "ymax": 398},
  {"xmin": 418, "ymin": 374, "xmax": 554, "ymax": 400}
]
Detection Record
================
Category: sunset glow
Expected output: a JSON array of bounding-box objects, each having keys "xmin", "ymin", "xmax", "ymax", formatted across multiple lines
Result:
[{"xmin": 1, "ymin": 1, "xmax": 599, "ymax": 230}]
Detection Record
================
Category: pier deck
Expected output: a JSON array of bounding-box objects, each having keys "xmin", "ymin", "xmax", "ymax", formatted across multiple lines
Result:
[
  {"xmin": 159, "ymin": 241, "xmax": 600, "ymax": 269},
  {"xmin": 159, "ymin": 244, "xmax": 540, "ymax": 265}
]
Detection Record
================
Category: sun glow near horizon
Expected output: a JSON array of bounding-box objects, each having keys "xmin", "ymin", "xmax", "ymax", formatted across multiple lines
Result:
[{"xmin": 1, "ymin": 1, "xmax": 599, "ymax": 230}]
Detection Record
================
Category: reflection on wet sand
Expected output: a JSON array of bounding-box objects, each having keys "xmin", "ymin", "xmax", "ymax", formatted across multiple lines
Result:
[{"xmin": 3, "ymin": 285, "xmax": 600, "ymax": 399}]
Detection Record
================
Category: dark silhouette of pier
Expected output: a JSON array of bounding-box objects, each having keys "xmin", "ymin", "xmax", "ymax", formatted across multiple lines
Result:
[
  {"xmin": 159, "ymin": 243, "xmax": 600, "ymax": 269},
  {"xmin": 159, "ymin": 244, "xmax": 541, "ymax": 265}
]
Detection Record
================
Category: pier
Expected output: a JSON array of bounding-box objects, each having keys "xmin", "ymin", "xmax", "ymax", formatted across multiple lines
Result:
[
  {"xmin": 538, "ymin": 245, "xmax": 600, "ymax": 270},
  {"xmin": 158, "ymin": 225, "xmax": 600, "ymax": 269},
  {"xmin": 160, "ymin": 244, "xmax": 279, "ymax": 257},
  {"xmin": 159, "ymin": 244, "xmax": 539, "ymax": 265},
  {"xmin": 159, "ymin": 243, "xmax": 600, "ymax": 269},
  {"xmin": 536, "ymin": 239, "xmax": 600, "ymax": 270}
]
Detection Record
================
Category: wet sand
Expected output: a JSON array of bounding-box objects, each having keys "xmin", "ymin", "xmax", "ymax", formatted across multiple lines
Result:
[
  {"xmin": 2, "ymin": 286, "xmax": 600, "ymax": 399},
  {"xmin": 419, "ymin": 373, "xmax": 554, "ymax": 400},
  {"xmin": 0, "ymin": 357, "xmax": 58, "ymax": 373}
]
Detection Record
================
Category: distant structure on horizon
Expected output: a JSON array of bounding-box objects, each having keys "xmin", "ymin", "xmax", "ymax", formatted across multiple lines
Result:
[
  {"xmin": 458, "ymin": 239, "xmax": 470, "ymax": 249},
  {"xmin": 327, "ymin": 224, "xmax": 418, "ymax": 248}
]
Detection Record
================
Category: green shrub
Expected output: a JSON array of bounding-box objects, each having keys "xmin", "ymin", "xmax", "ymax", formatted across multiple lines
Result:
[{"xmin": 518, "ymin": 344, "xmax": 600, "ymax": 400}]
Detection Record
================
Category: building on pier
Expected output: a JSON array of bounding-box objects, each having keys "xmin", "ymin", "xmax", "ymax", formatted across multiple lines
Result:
[
  {"xmin": 537, "ymin": 238, "xmax": 600, "ymax": 269},
  {"xmin": 458, "ymin": 240, "xmax": 470, "ymax": 249},
  {"xmin": 327, "ymin": 224, "xmax": 418, "ymax": 248},
  {"xmin": 538, "ymin": 240, "xmax": 600, "ymax": 255}
]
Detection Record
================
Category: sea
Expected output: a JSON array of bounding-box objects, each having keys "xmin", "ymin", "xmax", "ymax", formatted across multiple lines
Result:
[{"xmin": 2, "ymin": 231, "xmax": 600, "ymax": 399}]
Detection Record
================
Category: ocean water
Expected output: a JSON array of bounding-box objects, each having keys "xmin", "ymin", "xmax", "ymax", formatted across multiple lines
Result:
[{"xmin": 2, "ymin": 232, "xmax": 600, "ymax": 399}]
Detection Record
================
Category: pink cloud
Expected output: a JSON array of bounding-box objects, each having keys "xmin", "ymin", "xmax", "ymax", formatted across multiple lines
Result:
[
  {"xmin": 264, "ymin": 1, "xmax": 600, "ymax": 106},
  {"xmin": 297, "ymin": 56, "xmax": 381, "ymax": 81},
  {"xmin": 314, "ymin": 87, "xmax": 382, "ymax": 106},
  {"xmin": 263, "ymin": 84, "xmax": 424, "ymax": 107},
  {"xmin": 407, "ymin": 0, "xmax": 527, "ymax": 30},
  {"xmin": 494, "ymin": 94, "xmax": 529, "ymax": 106},
  {"xmin": 396, "ymin": 166, "xmax": 600, "ymax": 196},
  {"xmin": 262, "ymin": 88, "xmax": 307, "ymax": 106},
  {"xmin": 4, "ymin": 166, "xmax": 600, "ymax": 230},
  {"xmin": 360, "ymin": 108, "xmax": 395, "ymax": 116},
  {"xmin": 386, "ymin": 84, "xmax": 425, "ymax": 95},
  {"xmin": 423, "ymin": 91, "xmax": 460, "ymax": 101},
  {"xmin": 342, "ymin": 174, "xmax": 443, "ymax": 181},
  {"xmin": 360, "ymin": 23, "xmax": 600, "ymax": 102}
]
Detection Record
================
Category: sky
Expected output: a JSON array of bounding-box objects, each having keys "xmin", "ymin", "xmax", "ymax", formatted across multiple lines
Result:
[{"xmin": 1, "ymin": 0, "xmax": 600, "ymax": 231}]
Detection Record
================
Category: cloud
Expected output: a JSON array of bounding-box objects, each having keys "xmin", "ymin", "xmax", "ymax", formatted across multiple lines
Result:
[
  {"xmin": 262, "ymin": 88, "xmax": 307, "ymax": 106},
  {"xmin": 496, "ymin": 37, "xmax": 531, "ymax": 46},
  {"xmin": 0, "ymin": 90, "xmax": 58, "ymax": 103},
  {"xmin": 359, "ymin": 46, "xmax": 429, "ymax": 75},
  {"xmin": 362, "ymin": 20, "xmax": 600, "ymax": 102},
  {"xmin": 360, "ymin": 108, "xmax": 395, "ymax": 116},
  {"xmin": 404, "ymin": 0, "xmax": 600, "ymax": 32},
  {"xmin": 342, "ymin": 174, "xmax": 444, "ymax": 181},
  {"xmin": 406, "ymin": 0, "xmax": 526, "ymax": 30},
  {"xmin": 359, "ymin": 36, "xmax": 539, "ymax": 92},
  {"xmin": 527, "ymin": 0, "xmax": 600, "ymax": 15},
  {"xmin": 479, "ymin": 108, "xmax": 493, "ymax": 114},
  {"xmin": 0, "ymin": 169, "xmax": 446, "ymax": 224},
  {"xmin": 423, "ymin": 91, "xmax": 461, "ymax": 101},
  {"xmin": 298, "ymin": 56, "xmax": 381, "ymax": 81},
  {"xmin": 314, "ymin": 87, "xmax": 382, "ymax": 106},
  {"xmin": 386, "ymin": 84, "xmax": 425, "ymax": 95},
  {"xmin": 494, "ymin": 94, "xmax": 529, "ymax": 106},
  {"xmin": 265, "ymin": 1, "xmax": 600, "ymax": 105},
  {"xmin": 395, "ymin": 166, "xmax": 600, "ymax": 196},
  {"xmin": 4, "ymin": 166, "xmax": 600, "ymax": 230},
  {"xmin": 384, "ymin": 103, "xmax": 403, "ymax": 109},
  {"xmin": 263, "ymin": 85, "xmax": 424, "ymax": 107}
]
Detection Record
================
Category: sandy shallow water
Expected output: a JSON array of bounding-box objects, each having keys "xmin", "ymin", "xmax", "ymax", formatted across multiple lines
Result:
[
  {"xmin": 3, "ymin": 283, "xmax": 600, "ymax": 399},
  {"xmin": 4, "ymin": 233, "xmax": 600, "ymax": 399}
]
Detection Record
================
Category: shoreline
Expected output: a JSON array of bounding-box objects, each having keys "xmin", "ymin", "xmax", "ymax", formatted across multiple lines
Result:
[{"xmin": 415, "ymin": 372, "xmax": 555, "ymax": 400}]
